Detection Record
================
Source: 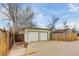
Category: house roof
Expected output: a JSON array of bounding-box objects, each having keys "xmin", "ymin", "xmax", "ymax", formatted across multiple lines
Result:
[{"xmin": 52, "ymin": 29, "xmax": 69, "ymax": 33}]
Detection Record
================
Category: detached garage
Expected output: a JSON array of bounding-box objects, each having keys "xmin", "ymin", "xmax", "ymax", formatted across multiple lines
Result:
[{"xmin": 24, "ymin": 28, "xmax": 50, "ymax": 43}]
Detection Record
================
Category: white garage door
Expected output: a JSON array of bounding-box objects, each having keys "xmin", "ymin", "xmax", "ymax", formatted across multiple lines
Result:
[
  {"xmin": 28, "ymin": 32, "xmax": 38, "ymax": 42},
  {"xmin": 40, "ymin": 32, "xmax": 48, "ymax": 40}
]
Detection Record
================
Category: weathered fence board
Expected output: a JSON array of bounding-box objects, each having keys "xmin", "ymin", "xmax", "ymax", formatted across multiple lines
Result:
[
  {"xmin": 52, "ymin": 32, "xmax": 77, "ymax": 41},
  {"xmin": 0, "ymin": 31, "xmax": 9, "ymax": 56}
]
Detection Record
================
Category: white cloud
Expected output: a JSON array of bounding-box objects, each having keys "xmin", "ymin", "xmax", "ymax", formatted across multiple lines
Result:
[
  {"xmin": 68, "ymin": 4, "xmax": 79, "ymax": 12},
  {"xmin": 67, "ymin": 21, "xmax": 79, "ymax": 31},
  {"xmin": 56, "ymin": 19, "xmax": 79, "ymax": 31},
  {"xmin": 33, "ymin": 13, "xmax": 51, "ymax": 28},
  {"xmin": 0, "ymin": 8, "xmax": 9, "ymax": 20},
  {"xmin": 32, "ymin": 7, "xmax": 52, "ymax": 28},
  {"xmin": 61, "ymin": 14, "xmax": 69, "ymax": 19}
]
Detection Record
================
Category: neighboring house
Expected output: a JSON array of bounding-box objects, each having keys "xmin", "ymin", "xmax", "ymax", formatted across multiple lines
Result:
[
  {"xmin": 51, "ymin": 29, "xmax": 77, "ymax": 41},
  {"xmin": 24, "ymin": 27, "xmax": 51, "ymax": 43},
  {"xmin": 52, "ymin": 28, "xmax": 71, "ymax": 33}
]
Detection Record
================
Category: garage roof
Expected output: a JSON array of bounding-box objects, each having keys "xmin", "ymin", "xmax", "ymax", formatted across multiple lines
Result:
[{"xmin": 25, "ymin": 27, "xmax": 50, "ymax": 30}]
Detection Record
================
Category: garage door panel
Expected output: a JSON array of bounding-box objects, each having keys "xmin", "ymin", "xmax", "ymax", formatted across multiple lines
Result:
[
  {"xmin": 28, "ymin": 32, "xmax": 38, "ymax": 42},
  {"xmin": 40, "ymin": 32, "xmax": 48, "ymax": 40}
]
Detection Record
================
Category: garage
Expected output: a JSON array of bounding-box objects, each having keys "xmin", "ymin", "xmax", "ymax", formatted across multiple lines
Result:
[
  {"xmin": 27, "ymin": 32, "xmax": 39, "ymax": 42},
  {"xmin": 24, "ymin": 28, "xmax": 50, "ymax": 43},
  {"xmin": 40, "ymin": 32, "xmax": 48, "ymax": 41}
]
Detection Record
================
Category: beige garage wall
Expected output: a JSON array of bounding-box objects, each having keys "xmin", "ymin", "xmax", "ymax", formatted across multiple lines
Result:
[{"xmin": 24, "ymin": 28, "xmax": 50, "ymax": 43}]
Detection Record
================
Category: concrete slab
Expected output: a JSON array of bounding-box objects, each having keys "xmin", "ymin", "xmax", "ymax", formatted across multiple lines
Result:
[{"xmin": 8, "ymin": 40, "xmax": 79, "ymax": 56}]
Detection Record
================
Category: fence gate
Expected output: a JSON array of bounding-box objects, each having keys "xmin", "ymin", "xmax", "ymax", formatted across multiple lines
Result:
[{"xmin": 15, "ymin": 34, "xmax": 24, "ymax": 42}]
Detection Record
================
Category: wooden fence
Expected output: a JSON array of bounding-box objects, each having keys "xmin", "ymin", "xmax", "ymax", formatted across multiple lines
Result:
[
  {"xmin": 0, "ymin": 30, "xmax": 9, "ymax": 56},
  {"xmin": 52, "ymin": 32, "xmax": 77, "ymax": 41},
  {"xmin": 0, "ymin": 29, "xmax": 24, "ymax": 56}
]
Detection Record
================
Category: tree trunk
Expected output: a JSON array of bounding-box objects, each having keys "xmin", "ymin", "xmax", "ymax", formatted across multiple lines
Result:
[{"xmin": 24, "ymin": 42, "xmax": 28, "ymax": 48}]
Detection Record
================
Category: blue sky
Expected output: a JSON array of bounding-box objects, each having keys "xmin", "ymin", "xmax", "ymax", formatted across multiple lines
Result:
[
  {"xmin": 0, "ymin": 3, "xmax": 79, "ymax": 30},
  {"xmin": 30, "ymin": 3, "xmax": 79, "ymax": 30}
]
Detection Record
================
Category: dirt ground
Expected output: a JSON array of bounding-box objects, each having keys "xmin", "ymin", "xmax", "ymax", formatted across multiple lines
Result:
[{"xmin": 8, "ymin": 40, "xmax": 79, "ymax": 56}]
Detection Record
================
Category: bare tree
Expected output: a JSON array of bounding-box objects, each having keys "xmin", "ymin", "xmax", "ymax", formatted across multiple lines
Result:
[
  {"xmin": 72, "ymin": 24, "xmax": 77, "ymax": 32},
  {"xmin": 47, "ymin": 16, "xmax": 59, "ymax": 39},
  {"xmin": 48, "ymin": 16, "xmax": 59, "ymax": 30},
  {"xmin": 16, "ymin": 7, "xmax": 34, "ymax": 31},
  {"xmin": 0, "ymin": 3, "xmax": 34, "ymax": 31},
  {"xmin": 63, "ymin": 20, "xmax": 67, "ymax": 29},
  {"xmin": 63, "ymin": 20, "xmax": 69, "ymax": 29},
  {"xmin": 0, "ymin": 3, "xmax": 34, "ymax": 44}
]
